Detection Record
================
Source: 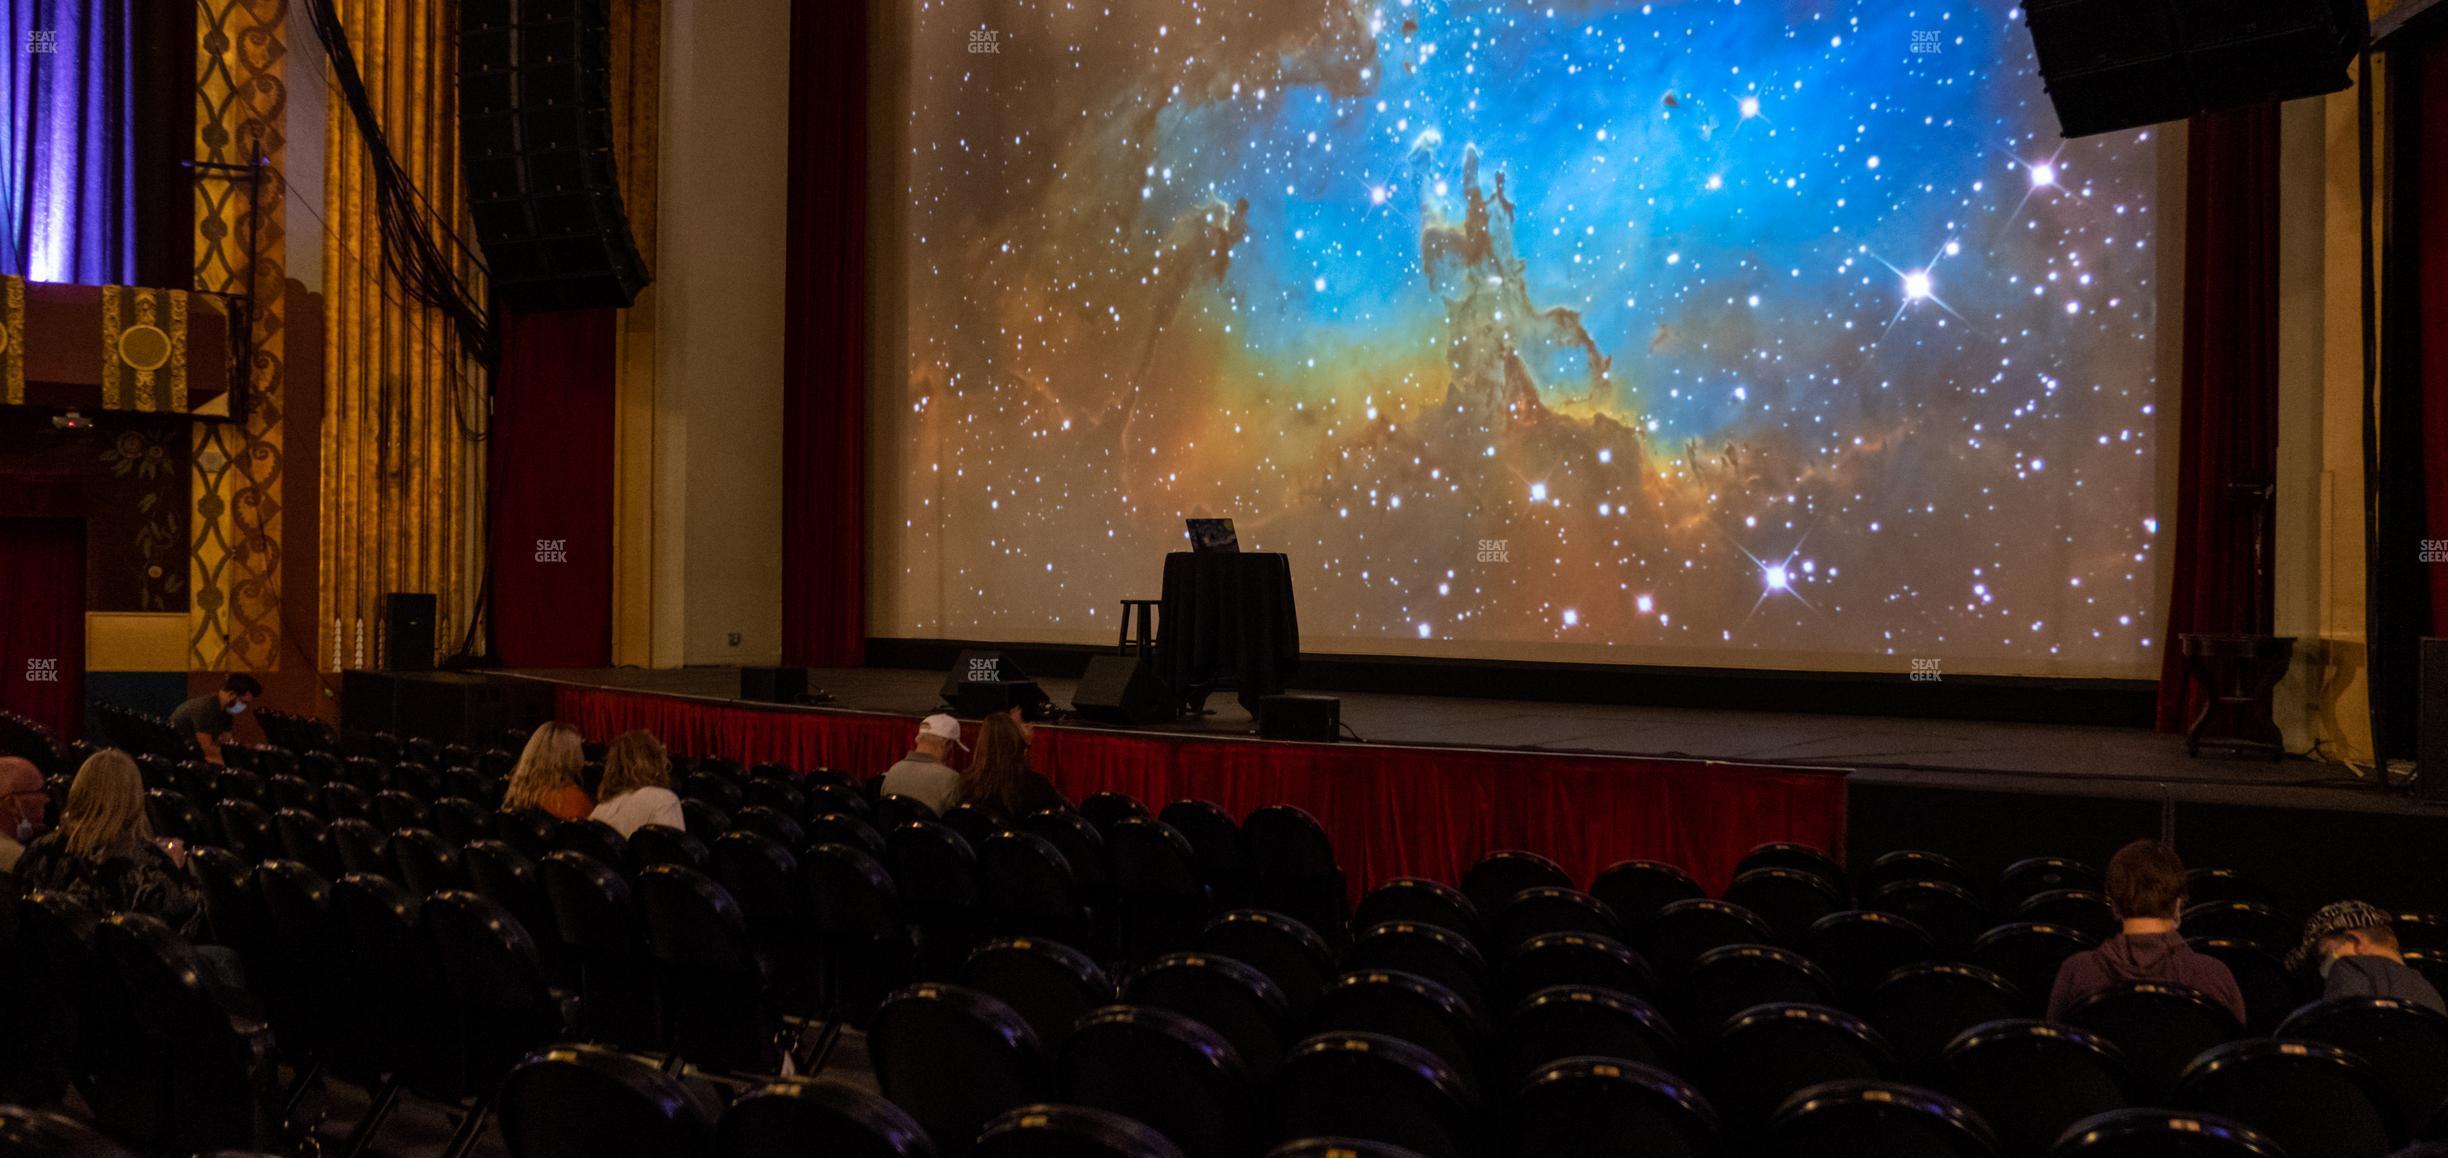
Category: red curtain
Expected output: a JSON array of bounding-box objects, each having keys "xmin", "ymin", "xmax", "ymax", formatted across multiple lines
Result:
[
  {"xmin": 0, "ymin": 518, "xmax": 85, "ymax": 740},
  {"xmin": 555, "ymin": 685, "xmax": 1850, "ymax": 898},
  {"xmin": 778, "ymin": 0, "xmax": 869, "ymax": 667},
  {"xmin": 2156, "ymin": 104, "xmax": 2284, "ymax": 732},
  {"xmin": 488, "ymin": 309, "xmax": 618, "ymax": 667},
  {"xmin": 2420, "ymin": 36, "xmax": 2448, "ymax": 635}
]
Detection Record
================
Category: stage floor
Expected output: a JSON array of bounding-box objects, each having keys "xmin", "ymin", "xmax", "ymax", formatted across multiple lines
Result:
[{"xmin": 507, "ymin": 665, "xmax": 2425, "ymax": 816}]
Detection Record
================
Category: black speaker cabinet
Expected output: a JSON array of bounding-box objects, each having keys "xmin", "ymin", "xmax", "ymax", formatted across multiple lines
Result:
[
  {"xmin": 2024, "ymin": 0, "xmax": 2367, "ymax": 138},
  {"xmin": 741, "ymin": 666, "xmax": 809, "ymax": 704},
  {"xmin": 2422, "ymin": 638, "xmax": 2448, "ymax": 802},
  {"xmin": 381, "ymin": 593, "xmax": 437, "ymax": 672},
  {"xmin": 1258, "ymin": 694, "xmax": 1341, "ymax": 743},
  {"xmin": 459, "ymin": 0, "xmax": 650, "ymax": 310},
  {"xmin": 1072, "ymin": 654, "xmax": 1174, "ymax": 725}
]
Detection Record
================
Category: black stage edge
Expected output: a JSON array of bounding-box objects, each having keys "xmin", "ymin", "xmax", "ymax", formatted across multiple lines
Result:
[{"xmin": 867, "ymin": 636, "xmax": 2158, "ymax": 727}]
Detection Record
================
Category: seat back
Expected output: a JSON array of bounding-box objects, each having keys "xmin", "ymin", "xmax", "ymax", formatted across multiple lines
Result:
[
  {"xmin": 1501, "ymin": 985, "xmax": 1682, "ymax": 1084},
  {"xmin": 976, "ymin": 1104, "xmax": 1183, "ymax": 1158},
  {"xmin": 712, "ymin": 829, "xmax": 817, "ymax": 954},
  {"xmin": 801, "ymin": 842, "xmax": 914, "ymax": 1017},
  {"xmin": 1971, "ymin": 923, "xmax": 2095, "ymax": 1017},
  {"xmin": 1724, "ymin": 868, "xmax": 1846, "ymax": 948},
  {"xmin": 1108, "ymin": 818, "xmax": 1208, "ymax": 960},
  {"xmin": 631, "ymin": 822, "xmax": 711, "ymax": 871},
  {"xmin": 557, "ymin": 818, "xmax": 634, "ymax": 874},
  {"xmin": 2276, "ymin": 996, "xmax": 2448, "ymax": 1141},
  {"xmin": 2062, "ymin": 982, "xmax": 2243, "ymax": 1099},
  {"xmin": 716, "ymin": 1075, "xmax": 937, "ymax": 1158},
  {"xmin": 498, "ymin": 1043, "xmax": 720, "ymax": 1158},
  {"xmin": 429, "ymin": 795, "xmax": 494, "ymax": 844},
  {"xmin": 1512, "ymin": 1057, "xmax": 1719, "ymax": 1158},
  {"xmin": 1242, "ymin": 805, "xmax": 1345, "ymax": 938},
  {"xmin": 1801, "ymin": 910, "xmax": 1935, "ymax": 1002},
  {"xmin": 979, "ymin": 831, "xmax": 1087, "ymax": 945},
  {"xmin": 1765, "ymin": 1079, "xmax": 1995, "ymax": 1158},
  {"xmin": 1995, "ymin": 858, "xmax": 2103, "ymax": 917},
  {"xmin": 0, "ymin": 1104, "xmax": 142, "ymax": 1157},
  {"xmin": 540, "ymin": 849, "xmax": 659, "ymax": 1051},
  {"xmin": 1680, "ymin": 944, "xmax": 1835, "ymax": 1036},
  {"xmin": 1272, "ymin": 1032, "xmax": 1475, "ymax": 1158},
  {"xmin": 1458, "ymin": 850, "xmax": 1572, "ymax": 918},
  {"xmin": 1123, "ymin": 952, "xmax": 1291, "ymax": 1079},
  {"xmin": 2046, "ymin": 1108, "xmax": 2287, "ymax": 1157},
  {"xmin": 1060, "ymin": 1005, "xmax": 1254, "ymax": 1158},
  {"xmin": 1492, "ymin": 887, "xmax": 1621, "ymax": 952},
  {"xmin": 1310, "ymin": 970, "xmax": 1486, "ymax": 1095},
  {"xmin": 1939, "ymin": 1020, "xmax": 2130, "ymax": 1158},
  {"xmin": 1352, "ymin": 878, "xmax": 1485, "ymax": 950},
  {"xmin": 808, "ymin": 811, "xmax": 887, "ymax": 859},
  {"xmin": 1590, "ymin": 860, "xmax": 1706, "ymax": 943},
  {"xmin": 733, "ymin": 804, "xmax": 809, "ymax": 852},
  {"xmin": 1867, "ymin": 962, "xmax": 2025, "ymax": 1072},
  {"xmin": 637, "ymin": 863, "xmax": 774, "ymax": 1072},
  {"xmin": 1868, "ymin": 879, "xmax": 1990, "ymax": 954},
  {"xmin": 1503, "ymin": 931, "xmax": 1659, "ymax": 1007},
  {"xmin": 2175, "ymin": 1038, "xmax": 2403, "ymax": 1158},
  {"xmin": 1736, "ymin": 842, "xmax": 1847, "ymax": 895},
  {"xmin": 964, "ymin": 936, "xmax": 1113, "ymax": 1053},
  {"xmin": 89, "ymin": 913, "xmax": 264, "ymax": 1153},
  {"xmin": 1159, "ymin": 799, "xmax": 1249, "ymax": 907},
  {"xmin": 1077, "ymin": 791, "xmax": 1149, "ymax": 838},
  {"xmin": 372, "ymin": 788, "xmax": 431, "ymax": 833},
  {"xmin": 214, "ymin": 798, "xmax": 279, "ymax": 862},
  {"xmin": 1706, "ymin": 1003, "xmax": 1894, "ymax": 1129},
  {"xmin": 329, "ymin": 872, "xmax": 438, "ymax": 1081},
  {"xmin": 273, "ymin": 807, "xmax": 341, "ymax": 878},
  {"xmin": 392, "ymin": 825, "xmax": 473, "ymax": 897},
  {"xmin": 870, "ymin": 983, "xmax": 1050, "ymax": 1158},
  {"xmin": 1644, "ymin": 899, "xmax": 1774, "ymax": 980},
  {"xmin": 1198, "ymin": 909, "xmax": 1337, "ymax": 1020},
  {"xmin": 329, "ymin": 817, "xmax": 394, "ymax": 879},
  {"xmin": 1347, "ymin": 921, "xmax": 1489, "ymax": 1020},
  {"xmin": 420, "ymin": 889, "xmax": 564, "ymax": 1093},
  {"xmin": 1019, "ymin": 809, "xmax": 1108, "ymax": 895}
]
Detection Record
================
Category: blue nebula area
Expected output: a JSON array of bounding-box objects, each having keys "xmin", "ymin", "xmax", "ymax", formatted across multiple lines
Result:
[{"xmin": 897, "ymin": 0, "xmax": 2165, "ymax": 678}]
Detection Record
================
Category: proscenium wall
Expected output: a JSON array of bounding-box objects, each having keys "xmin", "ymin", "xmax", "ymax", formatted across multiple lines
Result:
[{"xmin": 654, "ymin": 0, "xmax": 793, "ymax": 666}]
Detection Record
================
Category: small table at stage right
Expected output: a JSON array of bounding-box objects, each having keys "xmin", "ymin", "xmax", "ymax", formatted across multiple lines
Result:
[{"xmin": 1156, "ymin": 551, "xmax": 1300, "ymax": 716}]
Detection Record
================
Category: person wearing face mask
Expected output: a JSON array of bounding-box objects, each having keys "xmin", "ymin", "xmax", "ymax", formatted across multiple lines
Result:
[
  {"xmin": 2288, "ymin": 901, "xmax": 2447, "ymax": 1014},
  {"xmin": 168, "ymin": 673, "xmax": 262, "ymax": 766},
  {"xmin": 0, "ymin": 756, "xmax": 47, "ymax": 872}
]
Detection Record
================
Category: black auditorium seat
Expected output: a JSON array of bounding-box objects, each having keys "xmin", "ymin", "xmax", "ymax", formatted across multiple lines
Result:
[
  {"xmin": 1352, "ymin": 878, "xmax": 1487, "ymax": 950},
  {"xmin": 1971, "ymin": 923, "xmax": 2094, "ymax": 1017},
  {"xmin": 2275, "ymin": 996, "xmax": 2448, "ymax": 1140},
  {"xmin": 1995, "ymin": 858, "xmax": 2103, "ymax": 916},
  {"xmin": 803, "ymin": 841, "xmax": 917, "ymax": 1024},
  {"xmin": 1724, "ymin": 867, "xmax": 1846, "ymax": 948},
  {"xmin": 1459, "ymin": 851, "xmax": 1573, "ymax": 918},
  {"xmin": 636, "ymin": 863, "xmax": 779, "ymax": 1074},
  {"xmin": 1867, "ymin": 962, "xmax": 2025, "ymax": 1073},
  {"xmin": 715, "ymin": 1074, "xmax": 937, "ymax": 1158},
  {"xmin": 1243, "ymin": 805, "xmax": 1348, "ymax": 940},
  {"xmin": 1492, "ymin": 886, "xmax": 1620, "ymax": 952},
  {"xmin": 1159, "ymin": 800, "xmax": 1250, "ymax": 908},
  {"xmin": 1272, "ymin": 1032, "xmax": 1476, "ymax": 1158},
  {"xmin": 870, "ymin": 983, "xmax": 1051, "ymax": 1158},
  {"xmin": 1764, "ymin": 1078, "xmax": 1996, "ymax": 1158},
  {"xmin": 975, "ymin": 1104, "xmax": 1184, "ymax": 1158},
  {"xmin": 1122, "ymin": 952, "xmax": 1292, "ymax": 1079},
  {"xmin": 1938, "ymin": 1020, "xmax": 2131, "ymax": 1158},
  {"xmin": 1309, "ymin": 970, "xmax": 1487, "ymax": 1096},
  {"xmin": 1503, "ymin": 931, "xmax": 1659, "ymax": 1006},
  {"xmin": 1501, "ymin": 985, "xmax": 1684, "ymax": 1086},
  {"xmin": 540, "ymin": 850, "xmax": 660, "ymax": 1052},
  {"xmin": 1059, "ymin": 1005, "xmax": 1256, "ymax": 1158},
  {"xmin": 1108, "ymin": 817, "xmax": 1209, "ymax": 961},
  {"xmin": 1705, "ymin": 1003, "xmax": 1895, "ymax": 1130},
  {"xmin": 1198, "ymin": 909, "xmax": 1338, "ymax": 1020},
  {"xmin": 630, "ymin": 822, "xmax": 711, "ymax": 871},
  {"xmin": 2045, "ymin": 1109, "xmax": 2287, "ymax": 1158},
  {"xmin": 1802, "ymin": 910, "xmax": 1936, "ymax": 1002},
  {"xmin": 2060, "ymin": 982, "xmax": 2242, "ymax": 1100},
  {"xmin": 1735, "ymin": 842, "xmax": 1848, "ymax": 895},
  {"xmin": 1347, "ymin": 920, "xmax": 1490, "ymax": 1021},
  {"xmin": 496, "ymin": 1043, "xmax": 722, "ymax": 1158},
  {"xmin": 1643, "ymin": 898, "xmax": 1774, "ymax": 980},
  {"xmin": 1511, "ymin": 1056, "xmax": 1720, "ymax": 1158},
  {"xmin": 1678, "ymin": 944, "xmax": 1836, "ymax": 1035},
  {"xmin": 963, "ymin": 936, "xmax": 1114, "ymax": 1054},
  {"xmin": 2176, "ymin": 1039, "xmax": 2405, "ymax": 1158}
]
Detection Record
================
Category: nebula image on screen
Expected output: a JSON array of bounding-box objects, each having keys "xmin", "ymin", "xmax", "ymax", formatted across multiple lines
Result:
[{"xmin": 886, "ymin": 0, "xmax": 2167, "ymax": 677}]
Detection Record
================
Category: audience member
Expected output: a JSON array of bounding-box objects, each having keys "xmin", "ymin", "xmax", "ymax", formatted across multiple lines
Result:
[
  {"xmin": 169, "ymin": 673, "xmax": 261, "ymax": 766},
  {"xmin": 0, "ymin": 756, "xmax": 46, "ymax": 872},
  {"xmin": 12, "ymin": 750, "xmax": 203, "ymax": 936},
  {"xmin": 502, "ymin": 721, "xmax": 594, "ymax": 820},
  {"xmin": 2288, "ymin": 900, "xmax": 2447, "ymax": 1014},
  {"xmin": 880, "ymin": 713, "xmax": 965, "ymax": 815},
  {"xmin": 589, "ymin": 730, "xmax": 685, "ymax": 837},
  {"xmin": 2045, "ymin": 838, "xmax": 2247, "ymax": 1024},
  {"xmin": 954, "ymin": 711, "xmax": 1068, "ymax": 820}
]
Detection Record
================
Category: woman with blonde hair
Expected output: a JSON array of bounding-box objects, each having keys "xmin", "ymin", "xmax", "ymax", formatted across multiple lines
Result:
[
  {"xmin": 12, "ymin": 749, "xmax": 202, "ymax": 935},
  {"xmin": 954, "ymin": 709, "xmax": 1069, "ymax": 820},
  {"xmin": 588, "ymin": 730, "xmax": 685, "ymax": 837},
  {"xmin": 502, "ymin": 721, "xmax": 593, "ymax": 820}
]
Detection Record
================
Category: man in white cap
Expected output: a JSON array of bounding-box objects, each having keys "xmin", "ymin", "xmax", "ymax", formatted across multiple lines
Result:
[{"xmin": 879, "ymin": 713, "xmax": 964, "ymax": 816}]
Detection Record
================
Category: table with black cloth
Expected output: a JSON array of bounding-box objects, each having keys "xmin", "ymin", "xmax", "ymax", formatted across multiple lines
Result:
[{"xmin": 1155, "ymin": 551, "xmax": 1300, "ymax": 715}]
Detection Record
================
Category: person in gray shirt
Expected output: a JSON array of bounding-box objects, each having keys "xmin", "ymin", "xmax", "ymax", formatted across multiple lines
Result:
[
  {"xmin": 168, "ymin": 674, "xmax": 261, "ymax": 765},
  {"xmin": 879, "ymin": 713, "xmax": 965, "ymax": 816},
  {"xmin": 2289, "ymin": 900, "xmax": 2447, "ymax": 1015}
]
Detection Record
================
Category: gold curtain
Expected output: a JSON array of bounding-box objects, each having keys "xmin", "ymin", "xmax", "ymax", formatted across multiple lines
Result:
[
  {"xmin": 191, "ymin": 0, "xmax": 289, "ymax": 673},
  {"xmin": 318, "ymin": 0, "xmax": 486, "ymax": 668},
  {"xmin": 610, "ymin": 0, "xmax": 662, "ymax": 666}
]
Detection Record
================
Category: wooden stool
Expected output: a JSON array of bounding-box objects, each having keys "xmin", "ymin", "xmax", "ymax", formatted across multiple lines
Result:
[{"xmin": 1117, "ymin": 599, "xmax": 1160, "ymax": 658}]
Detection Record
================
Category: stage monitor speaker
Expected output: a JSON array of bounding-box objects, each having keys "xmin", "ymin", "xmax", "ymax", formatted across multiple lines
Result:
[
  {"xmin": 938, "ymin": 649, "xmax": 1050, "ymax": 717},
  {"xmin": 2421, "ymin": 638, "xmax": 2448, "ymax": 803},
  {"xmin": 1258, "ymin": 694, "xmax": 1341, "ymax": 743},
  {"xmin": 1072, "ymin": 655, "xmax": 1174, "ymax": 725},
  {"xmin": 742, "ymin": 666, "xmax": 809, "ymax": 704},
  {"xmin": 381, "ymin": 593, "xmax": 437, "ymax": 672},
  {"xmin": 2023, "ymin": 0, "xmax": 2366, "ymax": 138},
  {"xmin": 458, "ymin": 0, "xmax": 651, "ymax": 311}
]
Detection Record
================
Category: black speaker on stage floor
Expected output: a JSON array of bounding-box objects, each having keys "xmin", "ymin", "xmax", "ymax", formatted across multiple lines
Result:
[
  {"xmin": 1072, "ymin": 655, "xmax": 1173, "ymax": 725},
  {"xmin": 381, "ymin": 593, "xmax": 436, "ymax": 672},
  {"xmin": 1258, "ymin": 694, "xmax": 1341, "ymax": 743},
  {"xmin": 2024, "ymin": 0, "xmax": 2366, "ymax": 138},
  {"xmin": 459, "ymin": 0, "xmax": 651, "ymax": 311},
  {"xmin": 741, "ymin": 666, "xmax": 809, "ymax": 704},
  {"xmin": 2421, "ymin": 638, "xmax": 2448, "ymax": 803}
]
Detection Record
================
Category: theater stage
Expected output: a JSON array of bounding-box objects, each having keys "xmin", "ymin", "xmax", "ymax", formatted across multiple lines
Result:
[{"xmin": 493, "ymin": 665, "xmax": 2447, "ymax": 916}]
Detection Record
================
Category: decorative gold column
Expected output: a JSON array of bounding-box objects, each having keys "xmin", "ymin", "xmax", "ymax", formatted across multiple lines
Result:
[
  {"xmin": 317, "ymin": 0, "xmax": 488, "ymax": 669},
  {"xmin": 191, "ymin": 0, "xmax": 289, "ymax": 673},
  {"xmin": 610, "ymin": 0, "xmax": 664, "ymax": 667}
]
